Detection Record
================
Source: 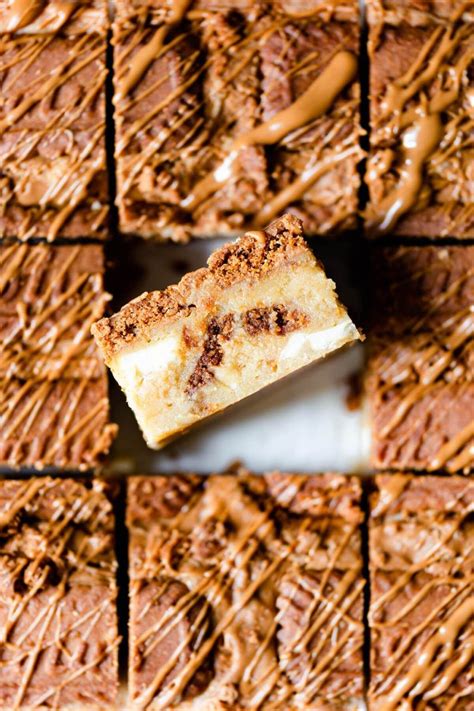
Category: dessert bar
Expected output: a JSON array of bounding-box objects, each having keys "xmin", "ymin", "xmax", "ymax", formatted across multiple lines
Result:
[
  {"xmin": 0, "ymin": 477, "xmax": 119, "ymax": 709},
  {"xmin": 0, "ymin": 243, "xmax": 117, "ymax": 469},
  {"xmin": 366, "ymin": 246, "xmax": 474, "ymax": 473},
  {"xmin": 0, "ymin": 375, "xmax": 116, "ymax": 470},
  {"xmin": 93, "ymin": 215, "xmax": 361, "ymax": 449},
  {"xmin": 368, "ymin": 474, "xmax": 474, "ymax": 709},
  {"xmin": 365, "ymin": 0, "xmax": 474, "ymax": 238},
  {"xmin": 113, "ymin": 0, "xmax": 363, "ymax": 241},
  {"xmin": 127, "ymin": 470, "xmax": 365, "ymax": 709},
  {"xmin": 0, "ymin": 4, "xmax": 109, "ymax": 240},
  {"xmin": 0, "ymin": 243, "xmax": 109, "ymax": 380}
]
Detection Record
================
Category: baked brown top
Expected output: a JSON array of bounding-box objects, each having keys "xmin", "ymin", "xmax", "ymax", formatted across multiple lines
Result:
[
  {"xmin": 0, "ymin": 244, "xmax": 109, "ymax": 380},
  {"xmin": 0, "ymin": 376, "xmax": 117, "ymax": 470},
  {"xmin": 113, "ymin": 0, "xmax": 362, "ymax": 240},
  {"xmin": 369, "ymin": 474, "xmax": 474, "ymax": 708},
  {"xmin": 0, "ymin": 477, "xmax": 119, "ymax": 709},
  {"xmin": 127, "ymin": 470, "xmax": 364, "ymax": 709},
  {"xmin": 93, "ymin": 215, "xmax": 336, "ymax": 360},
  {"xmin": 0, "ymin": 0, "xmax": 108, "ymax": 35},
  {"xmin": 365, "ymin": 1, "xmax": 474, "ymax": 238}
]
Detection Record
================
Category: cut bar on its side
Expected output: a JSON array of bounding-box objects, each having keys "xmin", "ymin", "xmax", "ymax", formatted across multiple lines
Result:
[
  {"xmin": 0, "ymin": 11, "xmax": 109, "ymax": 240},
  {"xmin": 0, "ymin": 477, "xmax": 119, "ymax": 709},
  {"xmin": 113, "ymin": 0, "xmax": 363, "ymax": 241},
  {"xmin": 368, "ymin": 474, "xmax": 474, "ymax": 709},
  {"xmin": 93, "ymin": 215, "xmax": 361, "ymax": 449},
  {"xmin": 366, "ymin": 246, "xmax": 474, "ymax": 474},
  {"xmin": 365, "ymin": 1, "xmax": 474, "ymax": 238},
  {"xmin": 127, "ymin": 469, "xmax": 365, "ymax": 709}
]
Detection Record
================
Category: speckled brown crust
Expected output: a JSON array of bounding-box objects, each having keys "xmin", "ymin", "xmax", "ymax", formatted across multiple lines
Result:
[
  {"xmin": 127, "ymin": 469, "xmax": 365, "ymax": 709},
  {"xmin": 368, "ymin": 475, "xmax": 474, "ymax": 710},
  {"xmin": 93, "ymin": 215, "xmax": 321, "ymax": 361},
  {"xmin": 113, "ymin": 0, "xmax": 362, "ymax": 241},
  {"xmin": 0, "ymin": 8, "xmax": 109, "ymax": 240},
  {"xmin": 365, "ymin": 1, "xmax": 474, "ymax": 238},
  {"xmin": 366, "ymin": 247, "xmax": 474, "ymax": 474},
  {"xmin": 0, "ymin": 477, "xmax": 119, "ymax": 709}
]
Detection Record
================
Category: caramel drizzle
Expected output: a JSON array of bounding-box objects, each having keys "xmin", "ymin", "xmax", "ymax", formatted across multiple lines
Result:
[
  {"xmin": 181, "ymin": 51, "xmax": 358, "ymax": 212},
  {"xmin": 0, "ymin": 478, "xmax": 119, "ymax": 708},
  {"xmin": 367, "ymin": 7, "xmax": 473, "ymax": 234},
  {"xmin": 370, "ymin": 479, "xmax": 474, "ymax": 708},
  {"xmin": 0, "ymin": 378, "xmax": 117, "ymax": 468},
  {"xmin": 129, "ymin": 475, "xmax": 364, "ymax": 708},
  {"xmin": 0, "ymin": 245, "xmax": 109, "ymax": 379},
  {"xmin": 2, "ymin": 0, "xmax": 75, "ymax": 33}
]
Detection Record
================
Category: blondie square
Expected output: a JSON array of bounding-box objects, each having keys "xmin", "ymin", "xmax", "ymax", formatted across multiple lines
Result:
[
  {"xmin": 0, "ymin": 477, "xmax": 119, "ymax": 709},
  {"xmin": 127, "ymin": 470, "xmax": 365, "ymax": 709},
  {"xmin": 368, "ymin": 474, "xmax": 474, "ymax": 709},
  {"xmin": 113, "ymin": 0, "xmax": 362, "ymax": 241},
  {"xmin": 366, "ymin": 246, "xmax": 474, "ymax": 473},
  {"xmin": 365, "ymin": 0, "xmax": 474, "ymax": 238}
]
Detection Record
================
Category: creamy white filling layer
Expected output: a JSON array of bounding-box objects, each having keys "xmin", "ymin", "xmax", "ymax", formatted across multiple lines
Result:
[
  {"xmin": 113, "ymin": 335, "xmax": 180, "ymax": 389},
  {"xmin": 279, "ymin": 316, "xmax": 358, "ymax": 360}
]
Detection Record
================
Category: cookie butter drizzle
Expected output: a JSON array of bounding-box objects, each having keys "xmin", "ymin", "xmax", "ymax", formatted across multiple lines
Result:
[
  {"xmin": 371, "ymin": 251, "xmax": 474, "ymax": 471},
  {"xmin": 114, "ymin": 3, "xmax": 362, "ymax": 238},
  {"xmin": 129, "ymin": 473, "xmax": 364, "ymax": 709},
  {"xmin": 370, "ymin": 476, "xmax": 474, "ymax": 710},
  {"xmin": 0, "ymin": 244, "xmax": 110, "ymax": 379},
  {"xmin": 0, "ymin": 21, "xmax": 108, "ymax": 239},
  {"xmin": 2, "ymin": 0, "xmax": 75, "ymax": 32},
  {"xmin": 0, "ymin": 478, "xmax": 120, "ymax": 708},
  {"xmin": 367, "ymin": 5, "xmax": 474, "ymax": 234},
  {"xmin": 181, "ymin": 51, "xmax": 358, "ymax": 211}
]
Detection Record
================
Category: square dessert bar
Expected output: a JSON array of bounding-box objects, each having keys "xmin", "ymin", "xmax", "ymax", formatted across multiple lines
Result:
[
  {"xmin": 127, "ymin": 470, "xmax": 365, "ymax": 709},
  {"xmin": 0, "ymin": 477, "xmax": 119, "ymax": 709},
  {"xmin": 0, "ymin": 244, "xmax": 109, "ymax": 380},
  {"xmin": 113, "ymin": 0, "xmax": 363, "ymax": 241},
  {"xmin": 93, "ymin": 215, "xmax": 361, "ymax": 449},
  {"xmin": 365, "ymin": 0, "xmax": 474, "ymax": 238},
  {"xmin": 0, "ymin": 244, "xmax": 117, "ymax": 470},
  {"xmin": 366, "ymin": 246, "xmax": 474, "ymax": 474},
  {"xmin": 0, "ymin": 11, "xmax": 109, "ymax": 240},
  {"xmin": 368, "ymin": 474, "xmax": 474, "ymax": 709},
  {"xmin": 0, "ymin": 370, "xmax": 117, "ymax": 470}
]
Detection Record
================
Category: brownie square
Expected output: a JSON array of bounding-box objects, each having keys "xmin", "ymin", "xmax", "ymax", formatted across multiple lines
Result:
[
  {"xmin": 0, "ymin": 375, "xmax": 117, "ymax": 470},
  {"xmin": 366, "ymin": 246, "xmax": 474, "ymax": 474},
  {"xmin": 113, "ymin": 1, "xmax": 362, "ymax": 241},
  {"xmin": 0, "ymin": 0, "xmax": 108, "ymax": 35},
  {"xmin": 368, "ymin": 474, "xmax": 474, "ymax": 710},
  {"xmin": 0, "ymin": 129, "xmax": 109, "ymax": 241},
  {"xmin": 365, "ymin": 1, "xmax": 474, "ymax": 238},
  {"xmin": 127, "ymin": 470, "xmax": 364, "ymax": 709},
  {"xmin": 0, "ymin": 477, "xmax": 119, "ymax": 708},
  {"xmin": 0, "ymin": 244, "xmax": 109, "ymax": 380}
]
